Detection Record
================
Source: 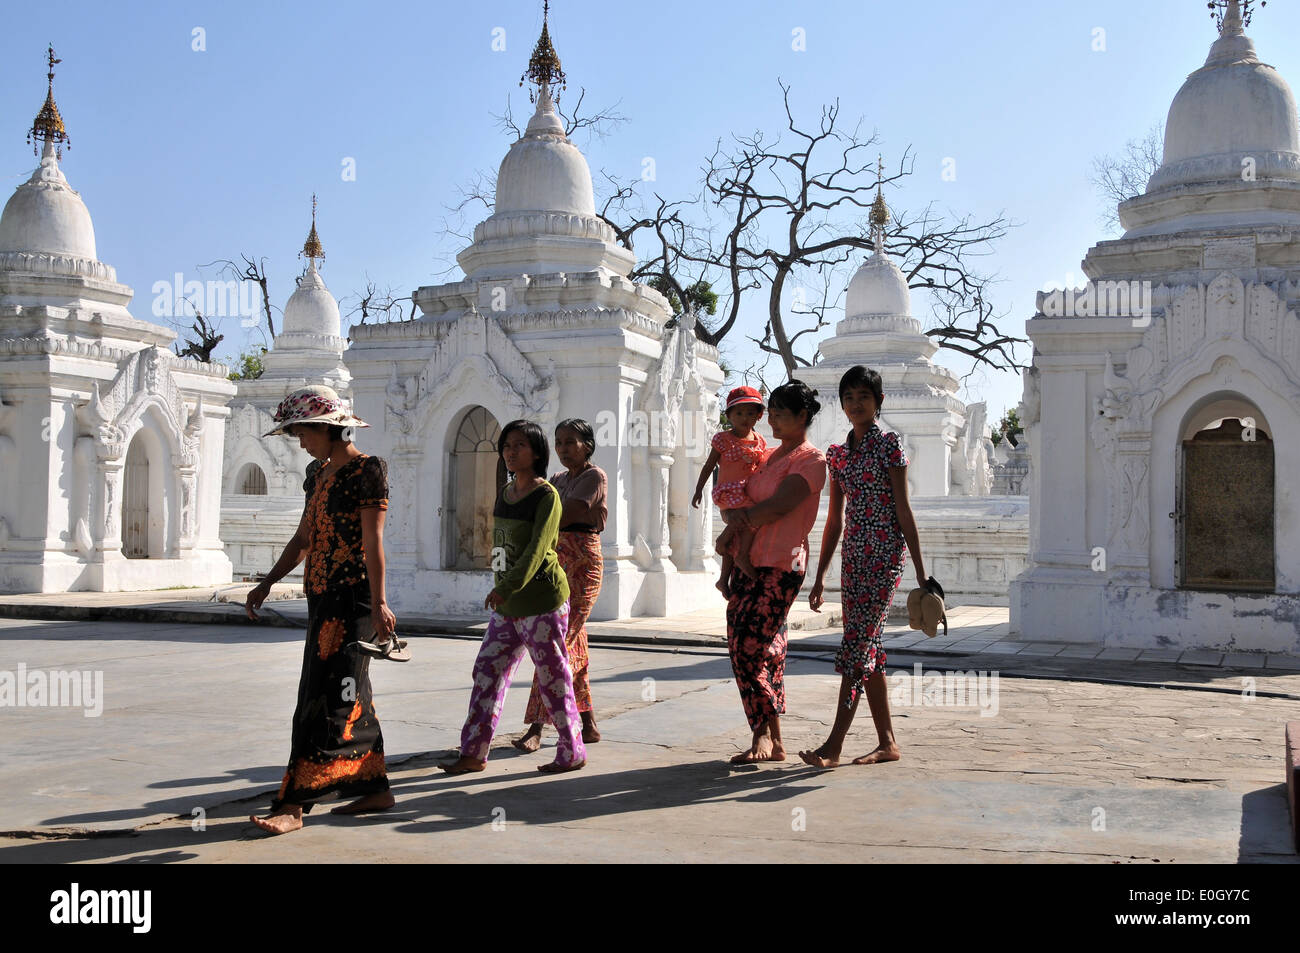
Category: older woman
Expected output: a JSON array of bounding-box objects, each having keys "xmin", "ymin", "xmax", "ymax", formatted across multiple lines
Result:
[
  {"xmin": 244, "ymin": 385, "xmax": 399, "ymax": 834},
  {"xmin": 515, "ymin": 418, "xmax": 607, "ymax": 753},
  {"xmin": 723, "ymin": 380, "xmax": 826, "ymax": 764}
]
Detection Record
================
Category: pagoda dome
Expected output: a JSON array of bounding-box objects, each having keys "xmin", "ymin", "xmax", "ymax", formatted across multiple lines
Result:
[
  {"xmin": 846, "ymin": 251, "xmax": 911, "ymax": 319},
  {"xmin": 0, "ymin": 137, "xmax": 96, "ymax": 261},
  {"xmin": 493, "ymin": 87, "xmax": 595, "ymax": 216},
  {"xmin": 1148, "ymin": 0, "xmax": 1300, "ymax": 193}
]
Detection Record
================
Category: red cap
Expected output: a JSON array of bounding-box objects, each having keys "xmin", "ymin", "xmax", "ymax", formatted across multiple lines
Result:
[{"xmin": 726, "ymin": 386, "xmax": 764, "ymax": 411}]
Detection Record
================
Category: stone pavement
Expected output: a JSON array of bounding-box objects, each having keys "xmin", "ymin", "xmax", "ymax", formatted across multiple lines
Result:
[
  {"xmin": 0, "ymin": 615, "xmax": 1297, "ymax": 863},
  {"xmin": 3, "ymin": 584, "xmax": 1299, "ymax": 670}
]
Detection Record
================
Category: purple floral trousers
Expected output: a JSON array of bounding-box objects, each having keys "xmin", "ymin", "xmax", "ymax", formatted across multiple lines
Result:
[{"xmin": 457, "ymin": 602, "xmax": 586, "ymax": 767}]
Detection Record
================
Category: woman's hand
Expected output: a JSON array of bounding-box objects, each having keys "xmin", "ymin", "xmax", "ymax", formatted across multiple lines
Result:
[
  {"xmin": 809, "ymin": 579, "xmax": 825, "ymax": 612},
  {"xmin": 484, "ymin": 590, "xmax": 505, "ymax": 611},
  {"xmin": 371, "ymin": 602, "xmax": 397, "ymax": 643},
  {"xmin": 732, "ymin": 507, "xmax": 753, "ymax": 530},
  {"xmin": 244, "ymin": 581, "xmax": 271, "ymax": 621}
]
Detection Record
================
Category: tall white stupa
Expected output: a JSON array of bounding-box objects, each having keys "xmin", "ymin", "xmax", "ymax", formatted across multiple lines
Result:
[
  {"xmin": 345, "ymin": 3, "xmax": 724, "ymax": 618},
  {"xmin": 220, "ymin": 198, "xmax": 351, "ymax": 578},
  {"xmin": 0, "ymin": 48, "xmax": 234, "ymax": 592},
  {"xmin": 1012, "ymin": 0, "xmax": 1300, "ymax": 653}
]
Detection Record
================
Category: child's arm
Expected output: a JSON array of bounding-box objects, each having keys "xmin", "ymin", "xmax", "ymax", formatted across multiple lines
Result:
[
  {"xmin": 492, "ymin": 488, "xmax": 561, "ymax": 602},
  {"xmin": 692, "ymin": 448, "xmax": 722, "ymax": 507}
]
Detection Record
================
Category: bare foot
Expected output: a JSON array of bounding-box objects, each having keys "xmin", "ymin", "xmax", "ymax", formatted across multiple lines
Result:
[
  {"xmin": 538, "ymin": 759, "xmax": 585, "ymax": 774},
  {"xmin": 729, "ymin": 737, "xmax": 786, "ymax": 764},
  {"xmin": 249, "ymin": 808, "xmax": 303, "ymax": 835},
  {"xmin": 581, "ymin": 713, "xmax": 601, "ymax": 744},
  {"xmin": 329, "ymin": 790, "xmax": 395, "ymax": 815},
  {"xmin": 798, "ymin": 744, "xmax": 841, "ymax": 769},
  {"xmin": 440, "ymin": 756, "xmax": 487, "ymax": 775},
  {"xmin": 715, "ymin": 578, "xmax": 731, "ymax": 599},
  {"xmin": 851, "ymin": 743, "xmax": 901, "ymax": 765},
  {"xmin": 512, "ymin": 725, "xmax": 543, "ymax": 753}
]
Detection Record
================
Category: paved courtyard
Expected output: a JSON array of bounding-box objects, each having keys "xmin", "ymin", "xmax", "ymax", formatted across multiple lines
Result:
[{"xmin": 1, "ymin": 615, "xmax": 1297, "ymax": 863}]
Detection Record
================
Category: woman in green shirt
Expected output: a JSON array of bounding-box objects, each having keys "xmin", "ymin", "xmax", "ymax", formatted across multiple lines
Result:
[{"xmin": 442, "ymin": 420, "xmax": 587, "ymax": 775}]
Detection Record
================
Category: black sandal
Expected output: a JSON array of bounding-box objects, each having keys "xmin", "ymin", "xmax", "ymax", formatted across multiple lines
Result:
[{"xmin": 350, "ymin": 614, "xmax": 411, "ymax": 662}]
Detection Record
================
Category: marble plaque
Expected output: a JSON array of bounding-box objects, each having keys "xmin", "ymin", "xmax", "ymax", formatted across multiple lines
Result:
[
  {"xmin": 1180, "ymin": 434, "xmax": 1273, "ymax": 591},
  {"xmin": 1202, "ymin": 237, "xmax": 1256, "ymax": 271}
]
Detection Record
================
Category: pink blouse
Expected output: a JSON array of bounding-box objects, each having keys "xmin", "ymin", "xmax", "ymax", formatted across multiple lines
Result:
[{"xmin": 745, "ymin": 440, "xmax": 827, "ymax": 572}]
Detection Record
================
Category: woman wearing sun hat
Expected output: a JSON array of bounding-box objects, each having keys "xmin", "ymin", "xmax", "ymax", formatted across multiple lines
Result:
[{"xmin": 244, "ymin": 384, "xmax": 399, "ymax": 835}]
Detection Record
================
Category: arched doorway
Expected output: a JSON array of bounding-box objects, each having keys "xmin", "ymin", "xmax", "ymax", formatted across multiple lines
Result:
[
  {"xmin": 122, "ymin": 434, "xmax": 151, "ymax": 559},
  {"xmin": 444, "ymin": 407, "xmax": 507, "ymax": 569},
  {"xmin": 1177, "ymin": 412, "xmax": 1274, "ymax": 592},
  {"xmin": 237, "ymin": 463, "xmax": 268, "ymax": 495}
]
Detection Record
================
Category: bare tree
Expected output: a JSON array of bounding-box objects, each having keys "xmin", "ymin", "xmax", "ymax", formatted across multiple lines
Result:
[
  {"xmin": 601, "ymin": 81, "xmax": 1020, "ymax": 379},
  {"xmin": 1090, "ymin": 122, "xmax": 1163, "ymax": 233},
  {"xmin": 442, "ymin": 78, "xmax": 1021, "ymax": 382},
  {"xmin": 204, "ymin": 254, "xmax": 277, "ymax": 341},
  {"xmin": 173, "ymin": 299, "xmax": 224, "ymax": 363},
  {"xmin": 342, "ymin": 278, "xmax": 416, "ymax": 329}
]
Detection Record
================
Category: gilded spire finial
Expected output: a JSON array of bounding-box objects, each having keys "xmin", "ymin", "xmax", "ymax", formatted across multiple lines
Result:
[
  {"xmin": 520, "ymin": 0, "xmax": 567, "ymax": 105},
  {"xmin": 869, "ymin": 154, "xmax": 889, "ymax": 253},
  {"xmin": 1209, "ymin": 0, "xmax": 1262, "ymax": 34},
  {"xmin": 300, "ymin": 194, "xmax": 325, "ymax": 265},
  {"xmin": 27, "ymin": 45, "xmax": 70, "ymax": 159}
]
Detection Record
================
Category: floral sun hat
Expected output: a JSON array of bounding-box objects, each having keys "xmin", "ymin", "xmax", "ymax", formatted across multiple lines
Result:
[{"xmin": 263, "ymin": 385, "xmax": 370, "ymax": 437}]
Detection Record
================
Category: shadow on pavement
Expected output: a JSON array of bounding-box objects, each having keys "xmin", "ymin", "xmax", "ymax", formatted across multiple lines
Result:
[
  {"xmin": 0, "ymin": 755, "xmax": 823, "ymax": 863},
  {"xmin": 1237, "ymin": 784, "xmax": 1296, "ymax": 862}
]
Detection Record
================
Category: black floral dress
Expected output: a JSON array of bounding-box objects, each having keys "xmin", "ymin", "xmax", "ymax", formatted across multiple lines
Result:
[
  {"xmin": 828, "ymin": 425, "xmax": 909, "ymax": 707},
  {"xmin": 271, "ymin": 454, "xmax": 391, "ymax": 811}
]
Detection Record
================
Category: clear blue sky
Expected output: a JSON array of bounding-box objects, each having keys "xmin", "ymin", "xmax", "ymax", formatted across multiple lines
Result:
[{"xmin": 4, "ymin": 0, "xmax": 1296, "ymax": 425}]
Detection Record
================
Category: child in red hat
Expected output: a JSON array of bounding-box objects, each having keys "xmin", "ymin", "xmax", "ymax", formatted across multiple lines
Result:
[{"xmin": 693, "ymin": 386, "xmax": 769, "ymax": 597}]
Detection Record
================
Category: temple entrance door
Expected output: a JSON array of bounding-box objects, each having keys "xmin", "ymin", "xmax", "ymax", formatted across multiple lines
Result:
[
  {"xmin": 122, "ymin": 435, "xmax": 150, "ymax": 559},
  {"xmin": 445, "ymin": 407, "xmax": 507, "ymax": 569},
  {"xmin": 1177, "ymin": 417, "xmax": 1274, "ymax": 591}
]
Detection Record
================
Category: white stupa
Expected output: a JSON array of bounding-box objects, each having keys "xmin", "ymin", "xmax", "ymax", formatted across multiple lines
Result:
[
  {"xmin": 345, "ymin": 5, "xmax": 724, "ymax": 618},
  {"xmin": 1013, "ymin": 0, "xmax": 1300, "ymax": 653},
  {"xmin": 803, "ymin": 171, "xmax": 989, "ymax": 497},
  {"xmin": 0, "ymin": 47, "xmax": 234, "ymax": 593},
  {"xmin": 221, "ymin": 199, "xmax": 351, "ymax": 578}
]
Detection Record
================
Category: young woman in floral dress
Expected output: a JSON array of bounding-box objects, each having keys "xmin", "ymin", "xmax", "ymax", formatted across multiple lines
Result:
[{"xmin": 801, "ymin": 365, "xmax": 928, "ymax": 769}]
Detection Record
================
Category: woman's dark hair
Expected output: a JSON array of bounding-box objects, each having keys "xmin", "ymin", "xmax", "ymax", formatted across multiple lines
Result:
[
  {"xmin": 838, "ymin": 365, "xmax": 885, "ymax": 418},
  {"xmin": 498, "ymin": 419, "xmax": 550, "ymax": 475},
  {"xmin": 767, "ymin": 379, "xmax": 821, "ymax": 427},
  {"xmin": 555, "ymin": 418, "xmax": 596, "ymax": 461}
]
